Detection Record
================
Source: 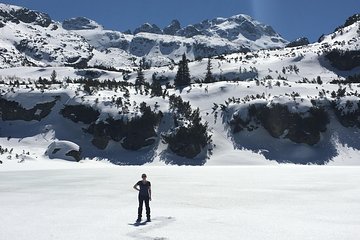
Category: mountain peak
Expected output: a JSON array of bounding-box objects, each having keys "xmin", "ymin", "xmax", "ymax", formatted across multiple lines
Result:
[
  {"xmin": 62, "ymin": 17, "xmax": 102, "ymax": 30},
  {"xmin": 334, "ymin": 13, "xmax": 360, "ymax": 32},
  {"xmin": 134, "ymin": 22, "xmax": 163, "ymax": 35},
  {"xmin": 0, "ymin": 3, "xmax": 51, "ymax": 27},
  {"xmin": 183, "ymin": 13, "xmax": 283, "ymax": 42},
  {"xmin": 163, "ymin": 19, "xmax": 181, "ymax": 35}
]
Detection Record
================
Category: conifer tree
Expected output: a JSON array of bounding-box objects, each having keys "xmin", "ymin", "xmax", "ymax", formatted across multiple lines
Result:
[
  {"xmin": 150, "ymin": 79, "xmax": 163, "ymax": 97},
  {"xmin": 204, "ymin": 58, "xmax": 214, "ymax": 83},
  {"xmin": 174, "ymin": 53, "xmax": 191, "ymax": 87},
  {"xmin": 50, "ymin": 70, "xmax": 57, "ymax": 83},
  {"xmin": 135, "ymin": 67, "xmax": 145, "ymax": 93}
]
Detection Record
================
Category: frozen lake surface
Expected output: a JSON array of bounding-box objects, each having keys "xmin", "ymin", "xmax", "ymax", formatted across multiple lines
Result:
[{"xmin": 0, "ymin": 166, "xmax": 359, "ymax": 240}]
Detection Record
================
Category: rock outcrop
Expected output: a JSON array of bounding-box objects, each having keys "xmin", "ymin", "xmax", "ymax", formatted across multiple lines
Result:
[
  {"xmin": 286, "ymin": 37, "xmax": 310, "ymax": 48},
  {"xmin": 134, "ymin": 23, "xmax": 163, "ymax": 35},
  {"xmin": 230, "ymin": 103, "xmax": 329, "ymax": 146},
  {"xmin": 0, "ymin": 97, "xmax": 57, "ymax": 121},
  {"xmin": 163, "ymin": 20, "xmax": 181, "ymax": 35},
  {"xmin": 325, "ymin": 49, "xmax": 360, "ymax": 71},
  {"xmin": 0, "ymin": 3, "xmax": 51, "ymax": 27},
  {"xmin": 62, "ymin": 17, "xmax": 100, "ymax": 30}
]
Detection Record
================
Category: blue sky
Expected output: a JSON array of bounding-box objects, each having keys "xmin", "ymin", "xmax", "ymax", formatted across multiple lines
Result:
[{"xmin": 2, "ymin": 0, "xmax": 360, "ymax": 41}]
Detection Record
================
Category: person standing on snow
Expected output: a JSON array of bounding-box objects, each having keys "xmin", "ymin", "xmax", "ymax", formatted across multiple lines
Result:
[{"xmin": 133, "ymin": 173, "xmax": 152, "ymax": 222}]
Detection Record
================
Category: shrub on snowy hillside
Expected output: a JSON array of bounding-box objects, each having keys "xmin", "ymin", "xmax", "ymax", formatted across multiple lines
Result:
[
  {"xmin": 60, "ymin": 105, "xmax": 100, "ymax": 124},
  {"xmin": 86, "ymin": 102, "xmax": 163, "ymax": 150},
  {"xmin": 229, "ymin": 100, "xmax": 329, "ymax": 146},
  {"xmin": 162, "ymin": 95, "xmax": 212, "ymax": 160},
  {"xmin": 0, "ymin": 97, "xmax": 57, "ymax": 121},
  {"xmin": 325, "ymin": 49, "xmax": 360, "ymax": 71},
  {"xmin": 332, "ymin": 96, "xmax": 360, "ymax": 128}
]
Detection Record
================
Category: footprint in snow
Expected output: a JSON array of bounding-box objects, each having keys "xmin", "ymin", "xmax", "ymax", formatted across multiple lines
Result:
[{"xmin": 127, "ymin": 216, "xmax": 175, "ymax": 240}]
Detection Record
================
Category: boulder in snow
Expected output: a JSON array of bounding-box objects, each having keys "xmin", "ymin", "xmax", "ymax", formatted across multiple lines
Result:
[{"xmin": 45, "ymin": 141, "xmax": 82, "ymax": 162}]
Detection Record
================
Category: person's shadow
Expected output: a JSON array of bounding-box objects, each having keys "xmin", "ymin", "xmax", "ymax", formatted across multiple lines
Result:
[{"xmin": 128, "ymin": 221, "xmax": 149, "ymax": 227}]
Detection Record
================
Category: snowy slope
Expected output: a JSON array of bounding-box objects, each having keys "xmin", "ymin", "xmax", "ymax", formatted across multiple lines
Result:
[
  {"xmin": 0, "ymin": 3, "xmax": 93, "ymax": 69},
  {"xmin": 0, "ymin": 5, "xmax": 360, "ymax": 167}
]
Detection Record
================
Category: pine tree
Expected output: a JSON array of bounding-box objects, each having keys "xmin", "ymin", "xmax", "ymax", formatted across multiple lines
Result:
[
  {"xmin": 135, "ymin": 67, "xmax": 145, "ymax": 93},
  {"xmin": 174, "ymin": 53, "xmax": 191, "ymax": 87},
  {"xmin": 135, "ymin": 67, "xmax": 145, "ymax": 86},
  {"xmin": 204, "ymin": 58, "xmax": 214, "ymax": 83},
  {"xmin": 50, "ymin": 70, "xmax": 57, "ymax": 83},
  {"xmin": 151, "ymin": 79, "xmax": 163, "ymax": 97}
]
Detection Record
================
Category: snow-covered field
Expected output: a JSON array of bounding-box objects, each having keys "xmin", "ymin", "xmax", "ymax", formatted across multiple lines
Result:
[{"xmin": 1, "ymin": 166, "xmax": 359, "ymax": 240}]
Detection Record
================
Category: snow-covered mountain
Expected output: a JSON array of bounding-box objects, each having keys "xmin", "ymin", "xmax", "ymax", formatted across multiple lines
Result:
[
  {"xmin": 0, "ymin": 3, "xmax": 287, "ymax": 70},
  {"xmin": 0, "ymin": 3, "xmax": 93, "ymax": 69},
  {"xmin": 0, "ymin": 2, "xmax": 360, "ymax": 167},
  {"xmin": 75, "ymin": 14, "xmax": 287, "ymax": 68}
]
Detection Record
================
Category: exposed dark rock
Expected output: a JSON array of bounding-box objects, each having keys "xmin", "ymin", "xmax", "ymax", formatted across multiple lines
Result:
[
  {"xmin": 332, "ymin": 100, "xmax": 360, "ymax": 128},
  {"xmin": 159, "ymin": 41, "xmax": 181, "ymax": 55},
  {"xmin": 15, "ymin": 38, "xmax": 92, "ymax": 68},
  {"xmin": 46, "ymin": 141, "xmax": 82, "ymax": 162},
  {"xmin": 134, "ymin": 23, "xmax": 163, "ymax": 35},
  {"xmin": 286, "ymin": 37, "xmax": 310, "ymax": 48},
  {"xmin": 230, "ymin": 103, "xmax": 329, "ymax": 146},
  {"xmin": 91, "ymin": 137, "xmax": 109, "ymax": 150},
  {"xmin": 60, "ymin": 105, "xmax": 100, "ymax": 124},
  {"xmin": 65, "ymin": 150, "xmax": 82, "ymax": 162},
  {"xmin": 86, "ymin": 103, "xmax": 162, "ymax": 150},
  {"xmin": 0, "ymin": 8, "xmax": 19, "ymax": 24},
  {"xmin": 10, "ymin": 8, "xmax": 51, "ymax": 27},
  {"xmin": 318, "ymin": 34, "xmax": 326, "ymax": 43},
  {"xmin": 75, "ymin": 69, "xmax": 103, "ymax": 79},
  {"xmin": 335, "ymin": 14, "xmax": 360, "ymax": 32},
  {"xmin": 177, "ymin": 25, "xmax": 203, "ymax": 38},
  {"xmin": 163, "ymin": 20, "xmax": 181, "ymax": 35},
  {"xmin": 62, "ymin": 17, "xmax": 99, "ymax": 30},
  {"xmin": 129, "ymin": 36, "xmax": 157, "ymax": 56},
  {"xmin": 102, "ymin": 32, "xmax": 130, "ymax": 50},
  {"xmin": 65, "ymin": 55, "xmax": 92, "ymax": 69},
  {"xmin": 122, "ymin": 134, "xmax": 156, "ymax": 150},
  {"xmin": 0, "ymin": 97, "xmax": 57, "ymax": 121},
  {"xmin": 325, "ymin": 49, "xmax": 360, "ymax": 71},
  {"xmin": 0, "ymin": 5, "xmax": 51, "ymax": 27}
]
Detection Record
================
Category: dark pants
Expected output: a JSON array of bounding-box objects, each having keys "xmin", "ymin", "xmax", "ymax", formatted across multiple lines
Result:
[{"xmin": 138, "ymin": 195, "xmax": 150, "ymax": 219}]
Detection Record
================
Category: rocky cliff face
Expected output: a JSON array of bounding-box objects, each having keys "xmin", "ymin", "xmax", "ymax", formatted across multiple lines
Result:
[
  {"xmin": 286, "ymin": 37, "xmax": 310, "ymax": 48},
  {"xmin": 229, "ymin": 101, "xmax": 329, "ymax": 146},
  {"xmin": 0, "ymin": 3, "xmax": 51, "ymax": 27},
  {"xmin": 163, "ymin": 20, "xmax": 181, "ymax": 35},
  {"xmin": 0, "ymin": 4, "xmax": 94, "ymax": 69},
  {"xmin": 134, "ymin": 23, "xmax": 163, "ymax": 35},
  {"xmin": 62, "ymin": 17, "xmax": 101, "ymax": 30}
]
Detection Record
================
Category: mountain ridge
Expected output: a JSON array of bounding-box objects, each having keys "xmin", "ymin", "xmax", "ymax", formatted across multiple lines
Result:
[{"xmin": 0, "ymin": 3, "xmax": 287, "ymax": 70}]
